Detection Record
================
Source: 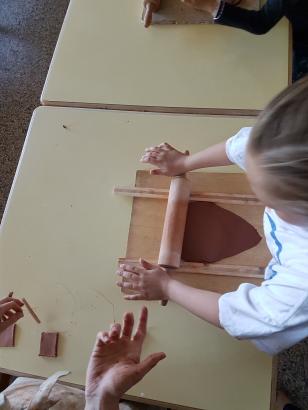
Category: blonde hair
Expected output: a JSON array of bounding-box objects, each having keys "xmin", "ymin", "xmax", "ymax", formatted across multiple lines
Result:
[{"xmin": 248, "ymin": 76, "xmax": 308, "ymax": 216}]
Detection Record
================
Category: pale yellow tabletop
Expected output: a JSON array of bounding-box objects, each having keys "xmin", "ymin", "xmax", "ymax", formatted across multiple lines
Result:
[
  {"xmin": 41, "ymin": 0, "xmax": 289, "ymax": 114},
  {"xmin": 0, "ymin": 107, "xmax": 273, "ymax": 410}
]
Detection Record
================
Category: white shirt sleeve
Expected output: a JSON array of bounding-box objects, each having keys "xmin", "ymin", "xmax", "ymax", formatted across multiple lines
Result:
[
  {"xmin": 219, "ymin": 270, "xmax": 308, "ymax": 340},
  {"xmin": 225, "ymin": 127, "xmax": 252, "ymax": 170}
]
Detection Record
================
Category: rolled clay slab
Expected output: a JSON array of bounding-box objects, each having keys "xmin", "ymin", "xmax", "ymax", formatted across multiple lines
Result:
[{"xmin": 182, "ymin": 201, "xmax": 262, "ymax": 263}]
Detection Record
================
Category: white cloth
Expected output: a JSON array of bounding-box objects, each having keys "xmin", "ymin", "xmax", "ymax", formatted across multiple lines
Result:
[{"xmin": 219, "ymin": 127, "xmax": 308, "ymax": 355}]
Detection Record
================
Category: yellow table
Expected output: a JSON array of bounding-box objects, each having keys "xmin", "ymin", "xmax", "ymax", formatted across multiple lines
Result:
[
  {"xmin": 41, "ymin": 0, "xmax": 289, "ymax": 114},
  {"xmin": 0, "ymin": 107, "xmax": 273, "ymax": 410}
]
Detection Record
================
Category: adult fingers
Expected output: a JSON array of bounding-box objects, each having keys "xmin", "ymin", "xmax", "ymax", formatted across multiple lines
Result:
[
  {"xmin": 133, "ymin": 306, "xmax": 148, "ymax": 342},
  {"xmin": 0, "ymin": 312, "xmax": 23, "ymax": 330},
  {"xmin": 0, "ymin": 297, "xmax": 24, "ymax": 307},
  {"xmin": 121, "ymin": 311, "xmax": 134, "ymax": 338},
  {"xmin": 0, "ymin": 301, "xmax": 23, "ymax": 315},
  {"xmin": 1, "ymin": 311, "xmax": 16, "ymax": 322},
  {"xmin": 92, "ymin": 331, "xmax": 107, "ymax": 353},
  {"xmin": 2, "ymin": 310, "xmax": 14, "ymax": 319},
  {"xmin": 135, "ymin": 352, "xmax": 166, "ymax": 380},
  {"xmin": 109, "ymin": 323, "xmax": 121, "ymax": 340},
  {"xmin": 102, "ymin": 331, "xmax": 110, "ymax": 343}
]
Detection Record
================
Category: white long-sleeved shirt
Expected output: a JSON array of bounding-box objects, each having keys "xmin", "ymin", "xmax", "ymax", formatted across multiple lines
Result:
[{"xmin": 219, "ymin": 127, "xmax": 308, "ymax": 355}]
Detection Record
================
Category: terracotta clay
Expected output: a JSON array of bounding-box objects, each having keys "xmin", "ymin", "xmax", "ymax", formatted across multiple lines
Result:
[
  {"xmin": 158, "ymin": 175, "xmax": 191, "ymax": 268},
  {"xmin": 39, "ymin": 332, "xmax": 59, "ymax": 358},
  {"xmin": 0, "ymin": 324, "xmax": 16, "ymax": 347},
  {"xmin": 182, "ymin": 201, "xmax": 262, "ymax": 263}
]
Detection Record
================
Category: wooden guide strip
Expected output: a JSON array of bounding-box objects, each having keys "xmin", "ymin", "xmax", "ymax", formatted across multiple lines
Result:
[
  {"xmin": 41, "ymin": 100, "xmax": 260, "ymax": 117},
  {"xmin": 118, "ymin": 258, "xmax": 265, "ymax": 279},
  {"xmin": 114, "ymin": 186, "xmax": 261, "ymax": 206},
  {"xmin": 22, "ymin": 298, "xmax": 41, "ymax": 324}
]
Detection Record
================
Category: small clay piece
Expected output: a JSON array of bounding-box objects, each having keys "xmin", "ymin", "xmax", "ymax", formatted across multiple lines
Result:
[
  {"xmin": 39, "ymin": 332, "xmax": 59, "ymax": 358},
  {"xmin": 0, "ymin": 324, "xmax": 16, "ymax": 347},
  {"xmin": 142, "ymin": 0, "xmax": 161, "ymax": 27},
  {"xmin": 22, "ymin": 298, "xmax": 41, "ymax": 324},
  {"xmin": 8, "ymin": 291, "xmax": 13, "ymax": 297},
  {"xmin": 182, "ymin": 201, "xmax": 262, "ymax": 263}
]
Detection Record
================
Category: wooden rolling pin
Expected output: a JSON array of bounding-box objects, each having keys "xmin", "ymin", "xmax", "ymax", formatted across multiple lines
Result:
[
  {"xmin": 142, "ymin": 0, "xmax": 161, "ymax": 27},
  {"xmin": 158, "ymin": 174, "xmax": 191, "ymax": 269}
]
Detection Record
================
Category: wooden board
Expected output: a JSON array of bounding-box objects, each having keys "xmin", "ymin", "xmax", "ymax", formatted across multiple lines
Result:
[
  {"xmin": 0, "ymin": 107, "xmax": 273, "ymax": 410},
  {"xmin": 41, "ymin": 0, "xmax": 289, "ymax": 113},
  {"xmin": 152, "ymin": 0, "xmax": 260, "ymax": 25},
  {"xmin": 121, "ymin": 170, "xmax": 270, "ymax": 293}
]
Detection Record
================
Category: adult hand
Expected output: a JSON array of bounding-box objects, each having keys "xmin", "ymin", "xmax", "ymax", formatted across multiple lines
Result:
[
  {"xmin": 85, "ymin": 306, "xmax": 166, "ymax": 410},
  {"xmin": 0, "ymin": 296, "xmax": 24, "ymax": 333}
]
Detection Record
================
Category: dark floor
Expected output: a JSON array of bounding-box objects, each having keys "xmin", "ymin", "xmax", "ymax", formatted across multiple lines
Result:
[
  {"xmin": 0, "ymin": 0, "xmax": 70, "ymax": 217},
  {"xmin": 0, "ymin": 1, "xmax": 307, "ymax": 409}
]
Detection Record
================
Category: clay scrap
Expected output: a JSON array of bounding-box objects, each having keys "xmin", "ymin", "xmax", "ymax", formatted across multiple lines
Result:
[
  {"xmin": 0, "ymin": 324, "xmax": 16, "ymax": 347},
  {"xmin": 22, "ymin": 298, "xmax": 41, "ymax": 324},
  {"xmin": 39, "ymin": 332, "xmax": 59, "ymax": 358}
]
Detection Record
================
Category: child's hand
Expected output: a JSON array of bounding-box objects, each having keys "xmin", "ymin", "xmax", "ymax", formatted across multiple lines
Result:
[
  {"xmin": 181, "ymin": 0, "xmax": 220, "ymax": 14},
  {"xmin": 117, "ymin": 260, "xmax": 171, "ymax": 301},
  {"xmin": 140, "ymin": 142, "xmax": 189, "ymax": 176},
  {"xmin": 0, "ymin": 296, "xmax": 24, "ymax": 333}
]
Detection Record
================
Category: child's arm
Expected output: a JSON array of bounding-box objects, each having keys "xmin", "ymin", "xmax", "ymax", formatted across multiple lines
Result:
[
  {"xmin": 167, "ymin": 279, "xmax": 221, "ymax": 327},
  {"xmin": 216, "ymin": 1, "xmax": 285, "ymax": 35},
  {"xmin": 141, "ymin": 141, "xmax": 232, "ymax": 176},
  {"xmin": 117, "ymin": 260, "xmax": 222, "ymax": 328},
  {"xmin": 181, "ymin": 0, "xmax": 285, "ymax": 35}
]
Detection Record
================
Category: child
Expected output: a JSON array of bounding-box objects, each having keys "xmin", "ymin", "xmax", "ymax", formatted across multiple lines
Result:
[{"xmin": 117, "ymin": 76, "xmax": 308, "ymax": 356}]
